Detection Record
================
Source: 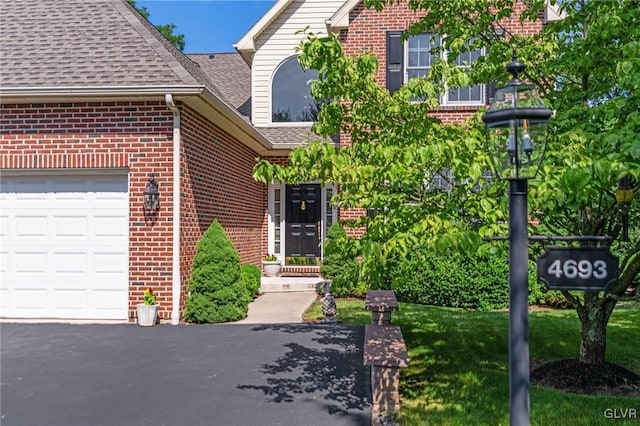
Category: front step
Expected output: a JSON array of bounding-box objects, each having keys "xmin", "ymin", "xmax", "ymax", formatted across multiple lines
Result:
[
  {"xmin": 260, "ymin": 276, "xmax": 325, "ymax": 293},
  {"xmin": 280, "ymin": 265, "xmax": 321, "ymax": 276}
]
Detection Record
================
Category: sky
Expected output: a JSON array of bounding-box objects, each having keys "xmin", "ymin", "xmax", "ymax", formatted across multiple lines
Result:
[{"xmin": 137, "ymin": 0, "xmax": 277, "ymax": 53}]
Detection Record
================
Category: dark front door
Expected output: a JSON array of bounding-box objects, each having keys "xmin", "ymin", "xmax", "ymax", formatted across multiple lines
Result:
[{"xmin": 285, "ymin": 184, "xmax": 321, "ymax": 264}]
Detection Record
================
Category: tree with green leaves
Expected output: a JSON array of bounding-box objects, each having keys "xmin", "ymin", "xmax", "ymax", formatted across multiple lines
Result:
[
  {"xmin": 128, "ymin": 0, "xmax": 185, "ymax": 51},
  {"xmin": 253, "ymin": 0, "xmax": 640, "ymax": 366}
]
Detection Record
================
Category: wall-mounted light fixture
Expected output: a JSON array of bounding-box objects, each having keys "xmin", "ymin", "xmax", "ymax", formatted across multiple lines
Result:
[{"xmin": 143, "ymin": 173, "xmax": 160, "ymax": 212}]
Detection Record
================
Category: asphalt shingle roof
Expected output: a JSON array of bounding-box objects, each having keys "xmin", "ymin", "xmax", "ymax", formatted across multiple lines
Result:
[
  {"xmin": 1, "ymin": 0, "xmax": 203, "ymax": 88},
  {"xmin": 189, "ymin": 52, "xmax": 325, "ymax": 147},
  {"xmin": 0, "ymin": 0, "xmax": 328, "ymax": 149},
  {"xmin": 188, "ymin": 53, "xmax": 252, "ymax": 117}
]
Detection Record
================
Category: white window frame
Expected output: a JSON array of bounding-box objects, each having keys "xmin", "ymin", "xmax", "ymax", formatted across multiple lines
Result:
[
  {"xmin": 268, "ymin": 182, "xmax": 337, "ymax": 261},
  {"xmin": 267, "ymin": 183, "xmax": 285, "ymax": 260},
  {"xmin": 269, "ymin": 55, "xmax": 319, "ymax": 126},
  {"xmin": 405, "ymin": 33, "xmax": 485, "ymax": 106},
  {"xmin": 321, "ymin": 184, "xmax": 338, "ymax": 259}
]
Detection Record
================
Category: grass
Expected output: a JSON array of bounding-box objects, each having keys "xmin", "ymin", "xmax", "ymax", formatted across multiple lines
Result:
[{"xmin": 304, "ymin": 300, "xmax": 640, "ymax": 425}]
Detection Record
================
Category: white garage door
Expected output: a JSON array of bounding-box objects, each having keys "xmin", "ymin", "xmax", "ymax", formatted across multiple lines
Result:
[{"xmin": 0, "ymin": 172, "xmax": 129, "ymax": 320}]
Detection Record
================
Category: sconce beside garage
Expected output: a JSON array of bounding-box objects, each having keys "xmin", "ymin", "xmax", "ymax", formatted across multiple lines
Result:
[{"xmin": 143, "ymin": 173, "xmax": 160, "ymax": 213}]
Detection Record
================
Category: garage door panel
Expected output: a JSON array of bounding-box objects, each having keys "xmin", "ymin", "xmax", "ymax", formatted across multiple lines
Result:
[
  {"xmin": 1, "ymin": 172, "xmax": 129, "ymax": 320},
  {"xmin": 94, "ymin": 215, "xmax": 128, "ymax": 238},
  {"xmin": 53, "ymin": 216, "xmax": 88, "ymax": 238},
  {"xmin": 0, "ymin": 251, "xmax": 7, "ymax": 274},
  {"xmin": 94, "ymin": 252, "xmax": 127, "ymax": 274},
  {"xmin": 53, "ymin": 252, "xmax": 88, "ymax": 274},
  {"xmin": 0, "ymin": 215, "xmax": 8, "ymax": 237},
  {"xmin": 54, "ymin": 289, "xmax": 87, "ymax": 310},
  {"xmin": 14, "ymin": 216, "xmax": 48, "ymax": 237},
  {"xmin": 12, "ymin": 286, "xmax": 48, "ymax": 309},
  {"xmin": 15, "ymin": 251, "xmax": 48, "ymax": 273}
]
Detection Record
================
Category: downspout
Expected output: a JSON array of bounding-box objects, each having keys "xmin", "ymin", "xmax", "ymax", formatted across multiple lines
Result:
[{"xmin": 165, "ymin": 94, "xmax": 181, "ymax": 325}]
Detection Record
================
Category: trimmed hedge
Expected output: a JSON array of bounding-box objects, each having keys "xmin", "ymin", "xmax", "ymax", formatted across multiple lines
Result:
[
  {"xmin": 184, "ymin": 220, "xmax": 251, "ymax": 323},
  {"xmin": 391, "ymin": 247, "xmax": 546, "ymax": 310}
]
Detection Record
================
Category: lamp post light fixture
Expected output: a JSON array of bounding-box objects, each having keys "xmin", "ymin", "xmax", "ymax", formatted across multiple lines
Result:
[
  {"xmin": 616, "ymin": 176, "xmax": 634, "ymax": 241},
  {"xmin": 482, "ymin": 52, "xmax": 552, "ymax": 426}
]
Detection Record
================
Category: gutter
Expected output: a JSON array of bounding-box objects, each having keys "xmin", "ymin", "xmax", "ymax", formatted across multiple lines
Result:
[
  {"xmin": 0, "ymin": 86, "xmax": 204, "ymax": 98},
  {"xmin": 1, "ymin": 85, "xmax": 275, "ymax": 155},
  {"xmin": 165, "ymin": 94, "xmax": 182, "ymax": 325}
]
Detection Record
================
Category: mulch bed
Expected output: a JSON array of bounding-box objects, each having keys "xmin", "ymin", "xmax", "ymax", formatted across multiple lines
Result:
[{"xmin": 531, "ymin": 359, "xmax": 640, "ymax": 397}]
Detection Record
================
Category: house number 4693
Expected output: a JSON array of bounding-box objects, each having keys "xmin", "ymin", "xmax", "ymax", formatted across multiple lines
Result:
[{"xmin": 547, "ymin": 259, "xmax": 608, "ymax": 280}]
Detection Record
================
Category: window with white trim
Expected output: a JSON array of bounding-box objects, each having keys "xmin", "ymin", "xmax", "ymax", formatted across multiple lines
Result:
[
  {"xmin": 271, "ymin": 55, "xmax": 320, "ymax": 123},
  {"xmin": 405, "ymin": 33, "xmax": 485, "ymax": 105}
]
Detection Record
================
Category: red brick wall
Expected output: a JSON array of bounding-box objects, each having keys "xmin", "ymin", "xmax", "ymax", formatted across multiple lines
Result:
[
  {"xmin": 0, "ymin": 100, "xmax": 268, "ymax": 322},
  {"xmin": 335, "ymin": 1, "xmax": 543, "ymax": 231},
  {"xmin": 179, "ymin": 104, "xmax": 265, "ymax": 311},
  {"xmin": 341, "ymin": 1, "xmax": 543, "ymax": 122},
  {"xmin": 0, "ymin": 100, "xmax": 175, "ymax": 320}
]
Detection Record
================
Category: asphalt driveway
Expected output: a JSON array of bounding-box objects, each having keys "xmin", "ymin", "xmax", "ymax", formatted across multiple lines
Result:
[{"xmin": 1, "ymin": 323, "xmax": 370, "ymax": 426}]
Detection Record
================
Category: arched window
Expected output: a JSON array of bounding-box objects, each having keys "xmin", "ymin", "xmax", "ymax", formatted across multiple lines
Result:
[{"xmin": 271, "ymin": 56, "xmax": 319, "ymax": 123}]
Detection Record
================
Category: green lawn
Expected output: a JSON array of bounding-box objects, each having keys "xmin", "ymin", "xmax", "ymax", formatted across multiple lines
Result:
[{"xmin": 304, "ymin": 301, "xmax": 640, "ymax": 425}]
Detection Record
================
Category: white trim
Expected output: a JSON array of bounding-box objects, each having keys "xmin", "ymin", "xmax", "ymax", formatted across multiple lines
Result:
[
  {"xmin": 165, "ymin": 94, "xmax": 181, "ymax": 325},
  {"xmin": 544, "ymin": 1, "xmax": 567, "ymax": 23},
  {"xmin": 320, "ymin": 184, "xmax": 338, "ymax": 259},
  {"xmin": 234, "ymin": 0, "xmax": 296, "ymax": 65},
  {"xmin": 0, "ymin": 86, "xmax": 204, "ymax": 98},
  {"xmin": 269, "ymin": 181, "xmax": 332, "ymax": 262},
  {"xmin": 269, "ymin": 55, "xmax": 319, "ymax": 126},
  {"xmin": 0, "ymin": 168, "xmax": 128, "ymax": 176},
  {"xmin": 326, "ymin": 0, "xmax": 361, "ymax": 33},
  {"xmin": 404, "ymin": 33, "xmax": 485, "ymax": 106},
  {"xmin": 267, "ymin": 183, "xmax": 286, "ymax": 259}
]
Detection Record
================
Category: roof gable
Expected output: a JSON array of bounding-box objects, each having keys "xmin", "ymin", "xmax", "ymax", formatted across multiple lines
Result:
[
  {"xmin": 326, "ymin": 0, "xmax": 361, "ymax": 33},
  {"xmin": 234, "ymin": 0, "xmax": 295, "ymax": 65},
  {"xmin": 0, "ymin": 0, "xmax": 207, "ymax": 88}
]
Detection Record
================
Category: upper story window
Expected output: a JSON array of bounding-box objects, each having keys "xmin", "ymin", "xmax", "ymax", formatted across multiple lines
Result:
[
  {"xmin": 271, "ymin": 55, "xmax": 319, "ymax": 123},
  {"xmin": 386, "ymin": 31, "xmax": 485, "ymax": 105}
]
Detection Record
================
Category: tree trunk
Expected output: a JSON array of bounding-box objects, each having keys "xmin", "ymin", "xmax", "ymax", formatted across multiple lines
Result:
[{"xmin": 575, "ymin": 292, "xmax": 616, "ymax": 365}]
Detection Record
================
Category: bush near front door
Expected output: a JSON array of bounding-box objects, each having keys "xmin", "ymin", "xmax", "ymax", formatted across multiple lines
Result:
[{"xmin": 184, "ymin": 220, "xmax": 252, "ymax": 323}]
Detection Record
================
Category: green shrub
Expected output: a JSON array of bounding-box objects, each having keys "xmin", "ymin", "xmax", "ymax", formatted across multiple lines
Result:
[
  {"xmin": 184, "ymin": 220, "xmax": 250, "ymax": 323},
  {"xmin": 241, "ymin": 264, "xmax": 261, "ymax": 297},
  {"xmin": 391, "ymin": 246, "xmax": 545, "ymax": 310},
  {"xmin": 321, "ymin": 223, "xmax": 367, "ymax": 297}
]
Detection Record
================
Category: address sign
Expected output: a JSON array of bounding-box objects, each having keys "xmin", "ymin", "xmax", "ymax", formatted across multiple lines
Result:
[{"xmin": 537, "ymin": 247, "xmax": 619, "ymax": 291}]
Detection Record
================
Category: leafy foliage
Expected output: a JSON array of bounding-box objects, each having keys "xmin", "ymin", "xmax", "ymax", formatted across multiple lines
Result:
[
  {"xmin": 240, "ymin": 264, "xmax": 262, "ymax": 297},
  {"xmin": 184, "ymin": 221, "xmax": 250, "ymax": 323},
  {"xmin": 391, "ymin": 245, "xmax": 549, "ymax": 310},
  {"xmin": 320, "ymin": 223, "xmax": 366, "ymax": 297},
  {"xmin": 253, "ymin": 0, "xmax": 640, "ymax": 363},
  {"xmin": 128, "ymin": 0, "xmax": 185, "ymax": 51}
]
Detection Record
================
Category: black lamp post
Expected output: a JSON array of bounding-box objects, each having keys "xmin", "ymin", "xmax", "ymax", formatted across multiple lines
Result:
[{"xmin": 482, "ymin": 52, "xmax": 552, "ymax": 426}]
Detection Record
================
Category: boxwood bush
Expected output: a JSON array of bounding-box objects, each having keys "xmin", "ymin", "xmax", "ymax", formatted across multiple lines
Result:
[
  {"xmin": 184, "ymin": 220, "xmax": 251, "ymax": 323},
  {"xmin": 391, "ymin": 246, "xmax": 545, "ymax": 311},
  {"xmin": 320, "ymin": 223, "xmax": 367, "ymax": 297},
  {"xmin": 241, "ymin": 263, "xmax": 261, "ymax": 297}
]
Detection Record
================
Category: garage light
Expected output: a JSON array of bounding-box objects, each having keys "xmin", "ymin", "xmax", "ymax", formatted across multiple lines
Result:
[{"xmin": 143, "ymin": 173, "xmax": 160, "ymax": 212}]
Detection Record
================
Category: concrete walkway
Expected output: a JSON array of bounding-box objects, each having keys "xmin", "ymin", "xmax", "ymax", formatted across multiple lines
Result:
[{"xmin": 233, "ymin": 291, "xmax": 319, "ymax": 324}]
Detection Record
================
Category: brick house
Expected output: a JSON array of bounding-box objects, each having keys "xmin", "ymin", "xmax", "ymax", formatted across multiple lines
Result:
[
  {"xmin": 232, "ymin": 0, "xmax": 552, "ymax": 254},
  {"xmin": 0, "ymin": 0, "xmax": 289, "ymax": 323},
  {"xmin": 0, "ymin": 0, "xmax": 556, "ymax": 322}
]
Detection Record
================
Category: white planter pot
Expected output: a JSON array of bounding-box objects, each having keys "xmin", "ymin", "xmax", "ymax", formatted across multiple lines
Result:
[
  {"xmin": 262, "ymin": 261, "xmax": 281, "ymax": 277},
  {"xmin": 137, "ymin": 304, "xmax": 158, "ymax": 326}
]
